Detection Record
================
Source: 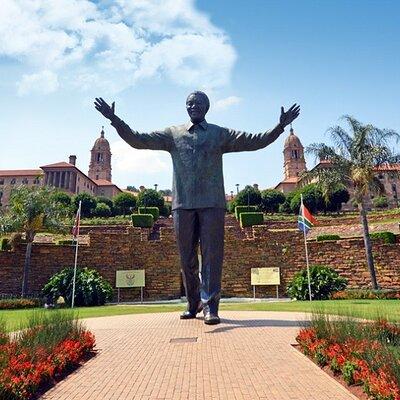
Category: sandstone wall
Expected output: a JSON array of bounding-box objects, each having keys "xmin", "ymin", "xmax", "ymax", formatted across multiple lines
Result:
[{"xmin": 1, "ymin": 221, "xmax": 399, "ymax": 300}]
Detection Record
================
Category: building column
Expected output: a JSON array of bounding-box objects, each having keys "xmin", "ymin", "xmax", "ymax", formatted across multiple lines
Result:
[
  {"xmin": 49, "ymin": 172, "xmax": 54, "ymax": 186},
  {"xmin": 65, "ymin": 171, "xmax": 70, "ymax": 192}
]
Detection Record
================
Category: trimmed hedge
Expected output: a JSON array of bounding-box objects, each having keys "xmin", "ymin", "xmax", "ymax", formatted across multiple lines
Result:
[
  {"xmin": 316, "ymin": 234, "xmax": 341, "ymax": 242},
  {"xmin": 138, "ymin": 206, "xmax": 159, "ymax": 221},
  {"xmin": 239, "ymin": 212, "xmax": 264, "ymax": 228},
  {"xmin": 132, "ymin": 214, "xmax": 154, "ymax": 228},
  {"xmin": 370, "ymin": 231, "xmax": 396, "ymax": 244},
  {"xmin": 0, "ymin": 238, "xmax": 11, "ymax": 251},
  {"xmin": 0, "ymin": 298, "xmax": 41, "ymax": 309},
  {"xmin": 57, "ymin": 239, "xmax": 75, "ymax": 246},
  {"xmin": 235, "ymin": 205, "xmax": 258, "ymax": 220}
]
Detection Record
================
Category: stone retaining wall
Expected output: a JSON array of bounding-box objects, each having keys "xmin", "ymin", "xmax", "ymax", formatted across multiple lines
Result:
[{"xmin": 1, "ymin": 221, "xmax": 399, "ymax": 300}]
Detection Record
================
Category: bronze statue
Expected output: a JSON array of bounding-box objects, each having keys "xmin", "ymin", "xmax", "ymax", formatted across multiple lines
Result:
[{"xmin": 95, "ymin": 92, "xmax": 300, "ymax": 324}]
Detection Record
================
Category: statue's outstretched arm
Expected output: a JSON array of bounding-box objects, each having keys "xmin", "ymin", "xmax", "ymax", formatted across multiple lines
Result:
[
  {"xmin": 94, "ymin": 97, "xmax": 172, "ymax": 151},
  {"xmin": 222, "ymin": 104, "xmax": 300, "ymax": 153}
]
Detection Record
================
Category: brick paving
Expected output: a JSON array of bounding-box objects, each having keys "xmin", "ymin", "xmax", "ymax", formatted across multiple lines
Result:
[{"xmin": 40, "ymin": 311, "xmax": 358, "ymax": 400}]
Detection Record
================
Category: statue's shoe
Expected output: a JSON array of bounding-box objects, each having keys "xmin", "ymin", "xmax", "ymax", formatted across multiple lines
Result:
[
  {"xmin": 180, "ymin": 302, "xmax": 203, "ymax": 319},
  {"xmin": 204, "ymin": 312, "xmax": 220, "ymax": 325}
]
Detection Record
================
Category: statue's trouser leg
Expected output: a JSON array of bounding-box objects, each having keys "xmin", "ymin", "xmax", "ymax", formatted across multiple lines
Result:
[
  {"xmin": 173, "ymin": 209, "xmax": 201, "ymax": 312},
  {"xmin": 198, "ymin": 208, "xmax": 225, "ymax": 314}
]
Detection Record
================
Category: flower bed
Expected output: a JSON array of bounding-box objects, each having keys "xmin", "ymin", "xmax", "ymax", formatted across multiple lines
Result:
[
  {"xmin": 0, "ymin": 311, "xmax": 95, "ymax": 399},
  {"xmin": 296, "ymin": 316, "xmax": 400, "ymax": 400}
]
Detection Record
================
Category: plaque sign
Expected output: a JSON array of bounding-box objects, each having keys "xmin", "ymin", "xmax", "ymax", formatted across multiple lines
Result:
[
  {"xmin": 251, "ymin": 267, "xmax": 280, "ymax": 286},
  {"xmin": 116, "ymin": 270, "xmax": 145, "ymax": 288}
]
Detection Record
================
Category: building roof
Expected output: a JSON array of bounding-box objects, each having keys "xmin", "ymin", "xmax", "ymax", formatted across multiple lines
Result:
[
  {"xmin": 40, "ymin": 162, "xmax": 75, "ymax": 169},
  {"xmin": 93, "ymin": 127, "xmax": 110, "ymax": 149},
  {"xmin": 0, "ymin": 169, "xmax": 43, "ymax": 177},
  {"xmin": 94, "ymin": 179, "xmax": 116, "ymax": 187},
  {"xmin": 375, "ymin": 164, "xmax": 400, "ymax": 171},
  {"xmin": 284, "ymin": 127, "xmax": 303, "ymax": 148}
]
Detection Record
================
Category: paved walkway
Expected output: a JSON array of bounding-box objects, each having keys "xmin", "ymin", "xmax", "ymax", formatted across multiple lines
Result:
[{"xmin": 40, "ymin": 311, "xmax": 358, "ymax": 400}]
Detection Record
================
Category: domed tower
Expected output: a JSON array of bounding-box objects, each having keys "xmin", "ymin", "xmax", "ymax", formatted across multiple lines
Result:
[
  {"xmin": 283, "ymin": 126, "xmax": 306, "ymax": 179},
  {"xmin": 88, "ymin": 127, "xmax": 112, "ymax": 181}
]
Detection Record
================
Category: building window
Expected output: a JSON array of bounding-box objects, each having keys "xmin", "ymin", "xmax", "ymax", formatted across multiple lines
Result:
[
  {"xmin": 96, "ymin": 175, "xmax": 99, "ymax": 180},
  {"xmin": 10, "ymin": 178, "xmax": 16, "ymax": 185},
  {"xmin": 378, "ymin": 174, "xmax": 384, "ymax": 180},
  {"xmin": 33, "ymin": 177, "xmax": 40, "ymax": 184},
  {"xmin": 97, "ymin": 153, "xmax": 104, "ymax": 162},
  {"xmin": 22, "ymin": 178, "xmax": 28, "ymax": 184},
  {"xmin": 291, "ymin": 150, "xmax": 298, "ymax": 159},
  {"xmin": 0, "ymin": 179, "xmax": 4, "ymax": 185}
]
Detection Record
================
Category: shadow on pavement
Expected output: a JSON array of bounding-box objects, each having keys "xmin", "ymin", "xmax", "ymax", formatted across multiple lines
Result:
[{"xmin": 204, "ymin": 318, "xmax": 307, "ymax": 334}]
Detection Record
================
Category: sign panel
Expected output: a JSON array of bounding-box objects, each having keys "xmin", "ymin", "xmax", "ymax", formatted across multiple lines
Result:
[
  {"xmin": 116, "ymin": 270, "xmax": 145, "ymax": 288},
  {"xmin": 251, "ymin": 267, "xmax": 280, "ymax": 286}
]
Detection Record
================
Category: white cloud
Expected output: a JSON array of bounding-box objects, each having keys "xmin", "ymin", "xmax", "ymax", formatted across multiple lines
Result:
[
  {"xmin": 213, "ymin": 96, "xmax": 242, "ymax": 111},
  {"xmin": 1, "ymin": 0, "xmax": 236, "ymax": 95},
  {"xmin": 17, "ymin": 70, "xmax": 59, "ymax": 95},
  {"xmin": 111, "ymin": 140, "xmax": 172, "ymax": 175}
]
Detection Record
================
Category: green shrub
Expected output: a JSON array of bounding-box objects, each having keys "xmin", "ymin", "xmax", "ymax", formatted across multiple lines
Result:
[
  {"xmin": 160, "ymin": 203, "xmax": 172, "ymax": 217},
  {"xmin": 138, "ymin": 206, "xmax": 159, "ymax": 221},
  {"xmin": 0, "ymin": 298, "xmax": 41, "ymax": 309},
  {"xmin": 132, "ymin": 214, "xmax": 154, "ymax": 228},
  {"xmin": 373, "ymin": 196, "xmax": 389, "ymax": 209},
  {"xmin": 342, "ymin": 361, "xmax": 357, "ymax": 385},
  {"xmin": 287, "ymin": 265, "xmax": 347, "ymax": 300},
  {"xmin": 80, "ymin": 215, "xmax": 131, "ymax": 225},
  {"xmin": 239, "ymin": 212, "xmax": 264, "ymax": 228},
  {"xmin": 316, "ymin": 234, "xmax": 341, "ymax": 242},
  {"xmin": 369, "ymin": 231, "xmax": 396, "ymax": 244},
  {"xmin": 0, "ymin": 238, "xmax": 11, "ymax": 251},
  {"xmin": 42, "ymin": 267, "xmax": 113, "ymax": 307},
  {"xmin": 57, "ymin": 239, "xmax": 75, "ymax": 246},
  {"xmin": 235, "ymin": 205, "xmax": 257, "ymax": 220}
]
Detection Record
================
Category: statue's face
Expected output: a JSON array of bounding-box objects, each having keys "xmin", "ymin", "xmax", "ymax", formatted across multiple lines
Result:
[{"xmin": 186, "ymin": 93, "xmax": 208, "ymax": 123}]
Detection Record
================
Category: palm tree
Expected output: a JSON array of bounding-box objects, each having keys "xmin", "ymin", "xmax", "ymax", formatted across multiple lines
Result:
[
  {"xmin": 0, "ymin": 186, "xmax": 68, "ymax": 297},
  {"xmin": 306, "ymin": 116, "xmax": 400, "ymax": 289}
]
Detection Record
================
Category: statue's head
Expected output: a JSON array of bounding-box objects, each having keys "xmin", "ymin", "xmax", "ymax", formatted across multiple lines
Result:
[{"xmin": 186, "ymin": 91, "xmax": 210, "ymax": 124}]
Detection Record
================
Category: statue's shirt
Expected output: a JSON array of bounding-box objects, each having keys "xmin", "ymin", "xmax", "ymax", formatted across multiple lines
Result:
[{"xmin": 111, "ymin": 118, "xmax": 283, "ymax": 210}]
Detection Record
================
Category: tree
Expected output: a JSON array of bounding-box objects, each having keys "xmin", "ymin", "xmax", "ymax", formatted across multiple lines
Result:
[
  {"xmin": 0, "ymin": 186, "xmax": 68, "ymax": 297},
  {"xmin": 235, "ymin": 185, "xmax": 261, "ymax": 207},
  {"xmin": 126, "ymin": 185, "xmax": 138, "ymax": 192},
  {"xmin": 290, "ymin": 184, "xmax": 325, "ymax": 214},
  {"xmin": 113, "ymin": 192, "xmax": 137, "ymax": 215},
  {"xmin": 96, "ymin": 196, "xmax": 114, "ymax": 214},
  {"xmin": 73, "ymin": 193, "xmax": 97, "ymax": 218},
  {"xmin": 324, "ymin": 185, "xmax": 350, "ymax": 212},
  {"xmin": 93, "ymin": 202, "xmax": 112, "ymax": 217},
  {"xmin": 306, "ymin": 115, "xmax": 400, "ymax": 289},
  {"xmin": 260, "ymin": 189, "xmax": 286, "ymax": 213},
  {"xmin": 51, "ymin": 191, "xmax": 72, "ymax": 208},
  {"xmin": 137, "ymin": 189, "xmax": 164, "ymax": 209}
]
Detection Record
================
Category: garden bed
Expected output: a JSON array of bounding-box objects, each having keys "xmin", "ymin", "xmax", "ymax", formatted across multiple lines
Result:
[
  {"xmin": 296, "ymin": 313, "xmax": 400, "ymax": 400},
  {"xmin": 0, "ymin": 310, "xmax": 96, "ymax": 399}
]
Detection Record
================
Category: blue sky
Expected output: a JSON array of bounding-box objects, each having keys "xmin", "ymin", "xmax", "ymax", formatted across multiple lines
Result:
[{"xmin": 1, "ymin": 0, "xmax": 399, "ymax": 194}]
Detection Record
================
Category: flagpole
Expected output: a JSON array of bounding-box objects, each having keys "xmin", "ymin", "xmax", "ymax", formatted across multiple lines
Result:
[
  {"xmin": 301, "ymin": 194, "xmax": 313, "ymax": 301},
  {"xmin": 71, "ymin": 201, "xmax": 81, "ymax": 309}
]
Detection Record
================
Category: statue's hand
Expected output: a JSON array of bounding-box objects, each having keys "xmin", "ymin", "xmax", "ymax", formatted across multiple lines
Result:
[
  {"xmin": 94, "ymin": 97, "xmax": 115, "ymax": 120},
  {"xmin": 280, "ymin": 103, "xmax": 300, "ymax": 128}
]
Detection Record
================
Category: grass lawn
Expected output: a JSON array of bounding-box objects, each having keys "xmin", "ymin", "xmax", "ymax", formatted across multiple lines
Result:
[{"xmin": 1, "ymin": 299, "xmax": 400, "ymax": 332}]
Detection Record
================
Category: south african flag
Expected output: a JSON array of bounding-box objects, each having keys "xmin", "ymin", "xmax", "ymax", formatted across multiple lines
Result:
[{"xmin": 298, "ymin": 203, "xmax": 317, "ymax": 234}]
